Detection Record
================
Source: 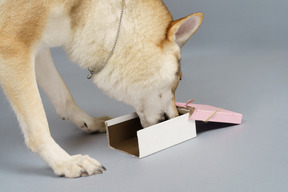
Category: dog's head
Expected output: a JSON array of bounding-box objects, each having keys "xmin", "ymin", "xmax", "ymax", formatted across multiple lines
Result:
[
  {"xmin": 95, "ymin": 13, "xmax": 203, "ymax": 127},
  {"xmin": 135, "ymin": 13, "xmax": 203, "ymax": 127}
]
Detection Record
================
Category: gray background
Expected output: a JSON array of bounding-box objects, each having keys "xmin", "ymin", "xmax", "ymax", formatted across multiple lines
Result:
[{"xmin": 1, "ymin": 0, "xmax": 287, "ymax": 191}]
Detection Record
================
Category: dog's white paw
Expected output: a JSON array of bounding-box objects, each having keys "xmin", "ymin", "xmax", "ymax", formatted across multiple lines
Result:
[
  {"xmin": 53, "ymin": 155, "xmax": 106, "ymax": 178},
  {"xmin": 76, "ymin": 116, "xmax": 111, "ymax": 133},
  {"xmin": 61, "ymin": 105, "xmax": 111, "ymax": 133}
]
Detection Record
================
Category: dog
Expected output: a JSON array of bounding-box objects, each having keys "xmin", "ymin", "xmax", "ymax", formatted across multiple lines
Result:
[{"xmin": 0, "ymin": 0, "xmax": 203, "ymax": 178}]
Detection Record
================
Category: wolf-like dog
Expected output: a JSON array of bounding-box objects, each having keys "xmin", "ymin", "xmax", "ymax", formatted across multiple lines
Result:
[{"xmin": 0, "ymin": 0, "xmax": 203, "ymax": 178}]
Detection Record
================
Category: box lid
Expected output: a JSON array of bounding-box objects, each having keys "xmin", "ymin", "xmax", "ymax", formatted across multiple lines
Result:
[{"xmin": 176, "ymin": 102, "xmax": 243, "ymax": 124}]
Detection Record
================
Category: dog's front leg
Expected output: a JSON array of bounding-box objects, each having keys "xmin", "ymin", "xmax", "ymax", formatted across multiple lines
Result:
[
  {"xmin": 35, "ymin": 48, "xmax": 109, "ymax": 133},
  {"xmin": 0, "ymin": 53, "xmax": 105, "ymax": 178}
]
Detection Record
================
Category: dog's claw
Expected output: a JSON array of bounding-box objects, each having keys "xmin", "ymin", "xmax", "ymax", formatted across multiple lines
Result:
[
  {"xmin": 81, "ymin": 170, "xmax": 89, "ymax": 177},
  {"xmin": 59, "ymin": 174, "xmax": 65, "ymax": 177},
  {"xmin": 101, "ymin": 166, "xmax": 107, "ymax": 171},
  {"xmin": 95, "ymin": 169, "xmax": 103, "ymax": 174},
  {"xmin": 84, "ymin": 122, "xmax": 88, "ymax": 128}
]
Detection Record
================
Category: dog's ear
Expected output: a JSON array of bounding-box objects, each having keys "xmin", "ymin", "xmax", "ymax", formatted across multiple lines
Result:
[{"xmin": 167, "ymin": 12, "xmax": 203, "ymax": 47}]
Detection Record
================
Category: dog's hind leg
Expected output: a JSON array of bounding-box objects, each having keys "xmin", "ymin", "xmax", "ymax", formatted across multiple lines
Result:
[
  {"xmin": 0, "ymin": 51, "xmax": 105, "ymax": 177},
  {"xmin": 35, "ymin": 48, "xmax": 109, "ymax": 133}
]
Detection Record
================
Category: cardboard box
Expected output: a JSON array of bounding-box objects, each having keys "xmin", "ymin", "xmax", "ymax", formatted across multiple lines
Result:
[
  {"xmin": 105, "ymin": 103, "xmax": 243, "ymax": 158},
  {"xmin": 105, "ymin": 111, "xmax": 196, "ymax": 158}
]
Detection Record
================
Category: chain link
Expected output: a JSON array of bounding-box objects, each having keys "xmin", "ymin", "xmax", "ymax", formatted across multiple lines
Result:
[{"xmin": 87, "ymin": 0, "xmax": 126, "ymax": 79}]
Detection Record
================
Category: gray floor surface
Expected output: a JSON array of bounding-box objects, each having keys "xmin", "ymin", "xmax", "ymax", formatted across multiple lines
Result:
[{"xmin": 1, "ymin": 0, "xmax": 288, "ymax": 191}]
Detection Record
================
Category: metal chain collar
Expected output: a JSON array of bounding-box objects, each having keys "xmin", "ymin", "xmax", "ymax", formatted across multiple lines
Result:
[{"xmin": 87, "ymin": 0, "xmax": 126, "ymax": 79}]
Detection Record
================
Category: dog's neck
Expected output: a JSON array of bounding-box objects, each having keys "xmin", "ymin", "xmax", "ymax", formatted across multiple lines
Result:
[
  {"xmin": 87, "ymin": 0, "xmax": 126, "ymax": 79},
  {"xmin": 64, "ymin": 0, "xmax": 127, "ymax": 70},
  {"xmin": 64, "ymin": 0, "xmax": 172, "ymax": 71}
]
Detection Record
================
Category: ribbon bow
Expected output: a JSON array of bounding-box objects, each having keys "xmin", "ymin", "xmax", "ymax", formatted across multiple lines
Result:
[{"xmin": 178, "ymin": 100, "xmax": 223, "ymax": 123}]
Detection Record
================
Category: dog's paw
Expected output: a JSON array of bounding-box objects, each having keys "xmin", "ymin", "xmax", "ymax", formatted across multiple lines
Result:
[
  {"xmin": 53, "ymin": 155, "xmax": 106, "ymax": 178},
  {"xmin": 79, "ymin": 116, "xmax": 111, "ymax": 133},
  {"xmin": 61, "ymin": 106, "xmax": 111, "ymax": 133}
]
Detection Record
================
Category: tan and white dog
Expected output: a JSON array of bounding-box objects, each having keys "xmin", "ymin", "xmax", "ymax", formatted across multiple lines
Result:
[{"xmin": 0, "ymin": 0, "xmax": 203, "ymax": 178}]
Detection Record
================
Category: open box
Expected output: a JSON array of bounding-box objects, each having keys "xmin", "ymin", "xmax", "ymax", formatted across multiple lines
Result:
[{"xmin": 105, "ymin": 103, "xmax": 243, "ymax": 158}]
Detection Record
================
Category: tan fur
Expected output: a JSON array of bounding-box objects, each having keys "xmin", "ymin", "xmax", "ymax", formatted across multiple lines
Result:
[
  {"xmin": 0, "ymin": 1, "xmax": 48, "ymax": 48},
  {"xmin": 0, "ymin": 0, "xmax": 203, "ymax": 178}
]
